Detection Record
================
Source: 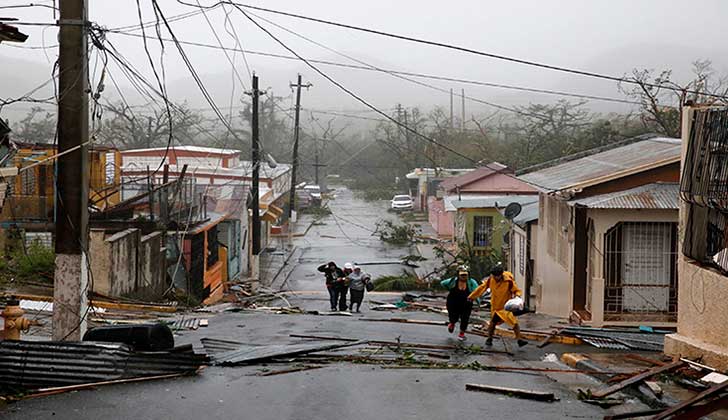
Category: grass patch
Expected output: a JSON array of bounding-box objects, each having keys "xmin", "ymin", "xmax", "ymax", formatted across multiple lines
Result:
[{"xmin": 0, "ymin": 241, "xmax": 56, "ymax": 283}]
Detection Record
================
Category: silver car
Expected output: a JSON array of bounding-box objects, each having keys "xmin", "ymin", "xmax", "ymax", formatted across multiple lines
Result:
[{"xmin": 390, "ymin": 194, "xmax": 414, "ymax": 211}]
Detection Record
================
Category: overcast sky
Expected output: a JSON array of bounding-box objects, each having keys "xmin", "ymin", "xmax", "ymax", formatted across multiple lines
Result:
[{"xmin": 3, "ymin": 0, "xmax": 728, "ymax": 127}]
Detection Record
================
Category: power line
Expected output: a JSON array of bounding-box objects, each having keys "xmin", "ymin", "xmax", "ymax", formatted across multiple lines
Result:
[
  {"xmin": 105, "ymin": 29, "xmax": 644, "ymax": 107},
  {"xmin": 228, "ymin": 2, "xmax": 728, "ymax": 101},
  {"xmin": 234, "ymin": 7, "xmax": 476, "ymax": 164}
]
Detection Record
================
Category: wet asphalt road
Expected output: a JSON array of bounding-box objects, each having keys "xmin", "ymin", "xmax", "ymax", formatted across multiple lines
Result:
[
  {"xmin": 286, "ymin": 187, "xmax": 415, "ymax": 291},
  {"xmin": 1, "ymin": 187, "xmax": 611, "ymax": 420}
]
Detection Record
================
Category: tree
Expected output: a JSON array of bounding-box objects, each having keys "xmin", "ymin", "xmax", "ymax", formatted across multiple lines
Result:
[
  {"xmin": 97, "ymin": 101, "xmax": 203, "ymax": 150},
  {"xmin": 238, "ymin": 93, "xmax": 290, "ymax": 159},
  {"xmin": 619, "ymin": 59, "xmax": 728, "ymax": 138},
  {"xmin": 11, "ymin": 107, "xmax": 56, "ymax": 143}
]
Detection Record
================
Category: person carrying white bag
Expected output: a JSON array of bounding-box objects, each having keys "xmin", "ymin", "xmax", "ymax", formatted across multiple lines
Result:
[{"xmin": 468, "ymin": 263, "xmax": 529, "ymax": 347}]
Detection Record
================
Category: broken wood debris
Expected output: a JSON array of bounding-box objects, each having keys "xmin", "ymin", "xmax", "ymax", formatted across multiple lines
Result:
[
  {"xmin": 360, "ymin": 318, "xmax": 447, "ymax": 326},
  {"xmin": 589, "ymin": 360, "xmax": 684, "ymax": 399},
  {"xmin": 18, "ymin": 373, "xmax": 189, "ymax": 400},
  {"xmin": 465, "ymin": 383, "xmax": 558, "ymax": 402},
  {"xmin": 213, "ymin": 341, "xmax": 366, "ymax": 366},
  {"xmin": 652, "ymin": 380, "xmax": 728, "ymax": 420},
  {"xmin": 255, "ymin": 365, "xmax": 324, "ymax": 377}
]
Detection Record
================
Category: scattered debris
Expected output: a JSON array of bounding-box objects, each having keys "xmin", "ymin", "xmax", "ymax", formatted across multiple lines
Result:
[
  {"xmin": 212, "ymin": 341, "xmax": 366, "ymax": 366},
  {"xmin": 360, "ymin": 318, "xmax": 446, "ymax": 326},
  {"xmin": 18, "ymin": 373, "xmax": 189, "ymax": 400},
  {"xmin": 701, "ymin": 371, "xmax": 728, "ymax": 384},
  {"xmin": 644, "ymin": 380, "xmax": 663, "ymax": 397},
  {"xmin": 651, "ymin": 380, "xmax": 728, "ymax": 419},
  {"xmin": 0, "ymin": 340, "xmax": 207, "ymax": 392},
  {"xmin": 589, "ymin": 360, "xmax": 685, "ymax": 398},
  {"xmin": 255, "ymin": 365, "xmax": 323, "ymax": 377},
  {"xmin": 466, "ymin": 383, "xmax": 558, "ymax": 402},
  {"xmin": 558, "ymin": 326, "xmax": 666, "ymax": 352}
]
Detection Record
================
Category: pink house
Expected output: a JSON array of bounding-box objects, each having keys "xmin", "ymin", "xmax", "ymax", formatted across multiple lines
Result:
[{"xmin": 429, "ymin": 163, "xmax": 539, "ymax": 237}]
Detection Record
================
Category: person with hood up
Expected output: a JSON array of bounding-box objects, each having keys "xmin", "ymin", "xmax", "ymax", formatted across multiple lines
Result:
[
  {"xmin": 440, "ymin": 265, "xmax": 480, "ymax": 341},
  {"xmin": 347, "ymin": 265, "xmax": 371, "ymax": 312},
  {"xmin": 317, "ymin": 261, "xmax": 344, "ymax": 311},
  {"xmin": 468, "ymin": 264, "xmax": 528, "ymax": 347}
]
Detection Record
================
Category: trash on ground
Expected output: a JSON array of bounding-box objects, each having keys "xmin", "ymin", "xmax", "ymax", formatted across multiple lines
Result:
[{"xmin": 465, "ymin": 383, "xmax": 558, "ymax": 402}]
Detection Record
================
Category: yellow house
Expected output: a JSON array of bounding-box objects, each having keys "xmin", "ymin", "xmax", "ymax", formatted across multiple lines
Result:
[{"xmin": 1, "ymin": 142, "xmax": 121, "ymax": 224}]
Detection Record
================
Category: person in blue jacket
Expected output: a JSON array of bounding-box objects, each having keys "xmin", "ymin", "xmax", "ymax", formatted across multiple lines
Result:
[{"xmin": 440, "ymin": 265, "xmax": 480, "ymax": 341}]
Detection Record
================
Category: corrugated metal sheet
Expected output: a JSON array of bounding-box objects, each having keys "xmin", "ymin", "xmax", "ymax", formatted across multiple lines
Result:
[
  {"xmin": 450, "ymin": 195, "xmax": 538, "ymax": 210},
  {"xmin": 518, "ymin": 137, "xmax": 681, "ymax": 192},
  {"xmin": 569, "ymin": 182, "xmax": 679, "ymax": 210},
  {"xmin": 577, "ymin": 336, "xmax": 630, "ymax": 350},
  {"xmin": 563, "ymin": 326, "xmax": 666, "ymax": 352},
  {"xmin": 213, "ymin": 341, "xmax": 365, "ymax": 366},
  {"xmin": 0, "ymin": 340, "xmax": 208, "ymax": 390}
]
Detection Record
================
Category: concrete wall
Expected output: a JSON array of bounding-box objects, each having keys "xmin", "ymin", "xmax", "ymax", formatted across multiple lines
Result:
[
  {"xmin": 90, "ymin": 228, "xmax": 167, "ymax": 300},
  {"xmin": 665, "ymin": 257, "xmax": 728, "ymax": 368},
  {"xmin": 535, "ymin": 194, "xmax": 572, "ymax": 318},
  {"xmin": 665, "ymin": 106, "xmax": 728, "ymax": 369},
  {"xmin": 427, "ymin": 197, "xmax": 454, "ymax": 238},
  {"xmin": 586, "ymin": 208, "xmax": 678, "ymax": 327},
  {"xmin": 511, "ymin": 224, "xmax": 528, "ymax": 293},
  {"xmin": 108, "ymin": 229, "xmax": 140, "ymax": 297},
  {"xmin": 139, "ymin": 232, "xmax": 166, "ymax": 299}
]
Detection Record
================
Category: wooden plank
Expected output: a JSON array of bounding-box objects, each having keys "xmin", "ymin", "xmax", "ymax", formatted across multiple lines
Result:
[
  {"xmin": 290, "ymin": 334, "xmax": 360, "ymax": 342},
  {"xmin": 603, "ymin": 408, "xmax": 665, "ymax": 420},
  {"xmin": 537, "ymin": 329, "xmax": 562, "ymax": 348},
  {"xmin": 256, "ymin": 365, "xmax": 323, "ymax": 376},
  {"xmin": 2, "ymin": 292, "xmax": 177, "ymax": 313},
  {"xmin": 22, "ymin": 373, "xmax": 187, "ymax": 399},
  {"xmin": 359, "ymin": 318, "xmax": 447, "ymax": 326},
  {"xmin": 590, "ymin": 360, "xmax": 684, "ymax": 398},
  {"xmin": 465, "ymin": 383, "xmax": 557, "ymax": 402},
  {"xmin": 652, "ymin": 380, "xmax": 728, "ymax": 420},
  {"xmin": 624, "ymin": 354, "xmax": 666, "ymax": 367}
]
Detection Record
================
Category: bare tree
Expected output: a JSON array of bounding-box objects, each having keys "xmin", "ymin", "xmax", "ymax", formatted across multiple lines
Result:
[
  {"xmin": 619, "ymin": 59, "xmax": 728, "ymax": 138},
  {"xmin": 11, "ymin": 107, "xmax": 56, "ymax": 143},
  {"xmin": 97, "ymin": 101, "xmax": 203, "ymax": 150}
]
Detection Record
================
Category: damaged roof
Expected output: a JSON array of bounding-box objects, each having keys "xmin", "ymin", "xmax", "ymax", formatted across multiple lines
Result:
[
  {"xmin": 450, "ymin": 194, "xmax": 538, "ymax": 210},
  {"xmin": 569, "ymin": 182, "xmax": 680, "ymax": 209},
  {"xmin": 518, "ymin": 136, "xmax": 681, "ymax": 192}
]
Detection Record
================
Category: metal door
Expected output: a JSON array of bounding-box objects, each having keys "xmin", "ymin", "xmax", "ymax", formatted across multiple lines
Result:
[{"xmin": 621, "ymin": 223, "xmax": 671, "ymax": 312}]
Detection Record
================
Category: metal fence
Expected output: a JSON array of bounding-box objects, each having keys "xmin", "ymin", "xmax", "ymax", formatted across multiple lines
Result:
[
  {"xmin": 603, "ymin": 222, "xmax": 678, "ymax": 319},
  {"xmin": 681, "ymin": 107, "xmax": 728, "ymax": 273}
]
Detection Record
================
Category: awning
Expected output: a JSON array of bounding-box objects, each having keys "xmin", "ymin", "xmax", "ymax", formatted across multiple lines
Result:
[{"xmin": 261, "ymin": 204, "xmax": 283, "ymax": 222}]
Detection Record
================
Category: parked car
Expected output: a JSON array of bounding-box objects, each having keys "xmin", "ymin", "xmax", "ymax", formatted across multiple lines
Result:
[
  {"xmin": 295, "ymin": 189, "xmax": 313, "ymax": 210},
  {"xmin": 390, "ymin": 194, "xmax": 414, "ymax": 211},
  {"xmin": 303, "ymin": 185, "xmax": 322, "ymax": 201}
]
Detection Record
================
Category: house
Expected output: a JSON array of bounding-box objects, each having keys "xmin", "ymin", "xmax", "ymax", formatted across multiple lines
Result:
[
  {"xmin": 510, "ymin": 201, "xmax": 539, "ymax": 307},
  {"xmin": 449, "ymin": 195, "xmax": 539, "ymax": 257},
  {"xmin": 120, "ymin": 146, "xmax": 291, "ymax": 276},
  {"xmin": 428, "ymin": 163, "xmax": 538, "ymax": 238},
  {"xmin": 665, "ymin": 106, "xmax": 728, "ymax": 370},
  {"xmin": 0, "ymin": 142, "xmax": 121, "ymax": 247},
  {"xmin": 405, "ymin": 167, "xmax": 475, "ymax": 211},
  {"xmin": 518, "ymin": 135, "xmax": 682, "ymax": 326}
]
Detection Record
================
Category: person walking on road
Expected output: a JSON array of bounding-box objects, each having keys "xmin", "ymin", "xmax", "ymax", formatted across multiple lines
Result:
[
  {"xmin": 468, "ymin": 264, "xmax": 528, "ymax": 347},
  {"xmin": 440, "ymin": 266, "xmax": 480, "ymax": 341},
  {"xmin": 318, "ymin": 261, "xmax": 344, "ymax": 311},
  {"xmin": 334, "ymin": 262, "xmax": 354, "ymax": 311},
  {"xmin": 347, "ymin": 265, "xmax": 371, "ymax": 313}
]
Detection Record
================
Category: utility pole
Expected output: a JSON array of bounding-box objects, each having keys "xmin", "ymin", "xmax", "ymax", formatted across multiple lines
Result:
[
  {"xmin": 54, "ymin": 0, "xmax": 89, "ymax": 340},
  {"xmin": 461, "ymin": 88, "xmax": 466, "ymax": 133},
  {"xmin": 314, "ymin": 139, "xmax": 319, "ymax": 185},
  {"xmin": 287, "ymin": 74, "xmax": 311, "ymax": 223},
  {"xmin": 449, "ymin": 89, "xmax": 454, "ymax": 129},
  {"xmin": 250, "ymin": 74, "xmax": 261, "ymax": 281}
]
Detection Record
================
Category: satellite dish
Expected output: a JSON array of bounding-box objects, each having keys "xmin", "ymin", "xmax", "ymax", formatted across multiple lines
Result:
[
  {"xmin": 266, "ymin": 153, "xmax": 278, "ymax": 168},
  {"xmin": 504, "ymin": 202, "xmax": 522, "ymax": 220}
]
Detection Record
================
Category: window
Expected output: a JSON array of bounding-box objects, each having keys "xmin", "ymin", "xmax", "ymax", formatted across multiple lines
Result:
[
  {"xmin": 681, "ymin": 107, "xmax": 728, "ymax": 273},
  {"xmin": 20, "ymin": 169, "xmax": 36, "ymax": 195},
  {"xmin": 518, "ymin": 234, "xmax": 525, "ymax": 275},
  {"xmin": 472, "ymin": 215, "xmax": 493, "ymax": 247}
]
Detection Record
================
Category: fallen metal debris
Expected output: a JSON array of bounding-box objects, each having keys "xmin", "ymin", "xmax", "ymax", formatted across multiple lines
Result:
[
  {"xmin": 213, "ymin": 341, "xmax": 366, "ymax": 366},
  {"xmin": 465, "ymin": 383, "xmax": 558, "ymax": 402},
  {"xmin": 0, "ymin": 340, "xmax": 208, "ymax": 391},
  {"xmin": 652, "ymin": 380, "xmax": 728, "ymax": 419},
  {"xmin": 256, "ymin": 365, "xmax": 324, "ymax": 376},
  {"xmin": 201, "ymin": 337, "xmax": 250, "ymax": 354}
]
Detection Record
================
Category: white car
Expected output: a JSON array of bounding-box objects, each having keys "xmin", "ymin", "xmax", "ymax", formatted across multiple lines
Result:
[
  {"xmin": 390, "ymin": 194, "xmax": 414, "ymax": 211},
  {"xmin": 303, "ymin": 185, "xmax": 322, "ymax": 200}
]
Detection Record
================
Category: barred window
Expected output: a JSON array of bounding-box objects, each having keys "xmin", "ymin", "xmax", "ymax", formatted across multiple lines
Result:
[
  {"xmin": 473, "ymin": 215, "xmax": 493, "ymax": 247},
  {"xmin": 681, "ymin": 107, "xmax": 728, "ymax": 273}
]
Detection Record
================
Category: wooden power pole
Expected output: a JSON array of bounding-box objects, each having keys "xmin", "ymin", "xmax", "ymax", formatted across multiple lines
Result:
[
  {"xmin": 250, "ymin": 74, "xmax": 261, "ymax": 280},
  {"xmin": 54, "ymin": 0, "xmax": 90, "ymax": 340},
  {"xmin": 287, "ymin": 74, "xmax": 311, "ymax": 221}
]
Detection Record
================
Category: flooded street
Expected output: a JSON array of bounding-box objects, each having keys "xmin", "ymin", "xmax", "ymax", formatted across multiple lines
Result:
[{"xmin": 286, "ymin": 186, "xmax": 415, "ymax": 291}]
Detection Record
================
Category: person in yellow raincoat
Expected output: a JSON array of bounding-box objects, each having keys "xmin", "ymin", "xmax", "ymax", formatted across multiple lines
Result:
[{"xmin": 468, "ymin": 264, "xmax": 528, "ymax": 347}]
